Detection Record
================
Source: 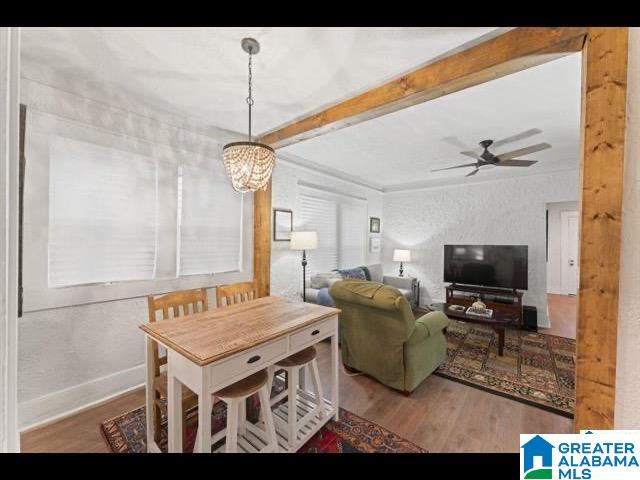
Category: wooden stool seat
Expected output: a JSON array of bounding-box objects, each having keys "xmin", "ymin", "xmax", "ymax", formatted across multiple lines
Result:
[
  {"xmin": 211, "ymin": 369, "xmax": 278, "ymax": 453},
  {"xmin": 215, "ymin": 369, "xmax": 268, "ymax": 399},
  {"xmin": 275, "ymin": 346, "xmax": 317, "ymax": 368},
  {"xmin": 154, "ymin": 372, "xmax": 199, "ymax": 406}
]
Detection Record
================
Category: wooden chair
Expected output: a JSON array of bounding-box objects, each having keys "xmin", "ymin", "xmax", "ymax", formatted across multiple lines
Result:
[
  {"xmin": 216, "ymin": 281, "xmax": 258, "ymax": 308},
  {"xmin": 147, "ymin": 288, "xmax": 209, "ymax": 448}
]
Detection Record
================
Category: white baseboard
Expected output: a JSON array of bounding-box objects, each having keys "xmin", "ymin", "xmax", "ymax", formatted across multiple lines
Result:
[{"xmin": 18, "ymin": 363, "xmax": 145, "ymax": 432}]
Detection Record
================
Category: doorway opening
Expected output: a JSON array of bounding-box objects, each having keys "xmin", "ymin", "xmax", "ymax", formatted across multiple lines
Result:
[{"xmin": 545, "ymin": 201, "xmax": 579, "ymax": 339}]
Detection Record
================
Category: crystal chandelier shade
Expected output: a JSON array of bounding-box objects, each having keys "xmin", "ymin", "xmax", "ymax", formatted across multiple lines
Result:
[
  {"xmin": 223, "ymin": 141, "xmax": 275, "ymax": 193},
  {"xmin": 222, "ymin": 38, "xmax": 275, "ymax": 193}
]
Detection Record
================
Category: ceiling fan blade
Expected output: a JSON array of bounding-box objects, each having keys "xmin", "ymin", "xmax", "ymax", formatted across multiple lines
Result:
[
  {"xmin": 460, "ymin": 150, "xmax": 484, "ymax": 161},
  {"xmin": 496, "ymin": 159, "xmax": 538, "ymax": 167},
  {"xmin": 496, "ymin": 142, "xmax": 551, "ymax": 161},
  {"xmin": 431, "ymin": 162, "xmax": 478, "ymax": 172},
  {"xmin": 491, "ymin": 128, "xmax": 542, "ymax": 149},
  {"xmin": 442, "ymin": 136, "xmax": 472, "ymax": 151},
  {"xmin": 465, "ymin": 168, "xmax": 479, "ymax": 177}
]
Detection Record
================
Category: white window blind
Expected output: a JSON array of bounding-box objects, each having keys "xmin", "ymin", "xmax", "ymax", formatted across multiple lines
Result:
[
  {"xmin": 177, "ymin": 164, "xmax": 243, "ymax": 276},
  {"xmin": 338, "ymin": 201, "xmax": 367, "ymax": 268},
  {"xmin": 299, "ymin": 191, "xmax": 338, "ymax": 277},
  {"xmin": 299, "ymin": 185, "xmax": 368, "ymax": 276},
  {"xmin": 48, "ymin": 136, "xmax": 157, "ymax": 287}
]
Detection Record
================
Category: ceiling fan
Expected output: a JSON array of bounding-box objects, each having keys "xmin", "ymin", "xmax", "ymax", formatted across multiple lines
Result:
[{"xmin": 432, "ymin": 128, "xmax": 552, "ymax": 177}]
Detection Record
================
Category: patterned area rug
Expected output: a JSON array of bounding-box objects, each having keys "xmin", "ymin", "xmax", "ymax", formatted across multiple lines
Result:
[
  {"xmin": 435, "ymin": 319, "xmax": 575, "ymax": 417},
  {"xmin": 100, "ymin": 403, "xmax": 425, "ymax": 453}
]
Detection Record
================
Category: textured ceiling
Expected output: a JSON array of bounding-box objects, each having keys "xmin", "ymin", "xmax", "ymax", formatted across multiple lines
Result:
[
  {"xmin": 21, "ymin": 27, "xmax": 578, "ymax": 192},
  {"xmin": 20, "ymin": 27, "xmax": 498, "ymax": 136},
  {"xmin": 281, "ymin": 52, "xmax": 582, "ymax": 190}
]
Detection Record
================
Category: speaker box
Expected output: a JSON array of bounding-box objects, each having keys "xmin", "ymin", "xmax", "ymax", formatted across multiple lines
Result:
[{"xmin": 523, "ymin": 305, "xmax": 538, "ymax": 332}]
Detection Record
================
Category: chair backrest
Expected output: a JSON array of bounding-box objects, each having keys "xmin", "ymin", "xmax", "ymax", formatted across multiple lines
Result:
[
  {"xmin": 329, "ymin": 279, "xmax": 415, "ymax": 343},
  {"xmin": 147, "ymin": 288, "xmax": 209, "ymax": 376},
  {"xmin": 216, "ymin": 281, "xmax": 258, "ymax": 308}
]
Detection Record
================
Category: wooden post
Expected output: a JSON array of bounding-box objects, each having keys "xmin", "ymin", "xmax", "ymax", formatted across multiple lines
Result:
[
  {"xmin": 574, "ymin": 27, "xmax": 629, "ymax": 431},
  {"xmin": 253, "ymin": 179, "xmax": 272, "ymax": 298}
]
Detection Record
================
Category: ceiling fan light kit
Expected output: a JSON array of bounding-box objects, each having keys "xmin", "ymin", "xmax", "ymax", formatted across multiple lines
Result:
[
  {"xmin": 222, "ymin": 38, "xmax": 276, "ymax": 193},
  {"xmin": 432, "ymin": 129, "xmax": 552, "ymax": 177}
]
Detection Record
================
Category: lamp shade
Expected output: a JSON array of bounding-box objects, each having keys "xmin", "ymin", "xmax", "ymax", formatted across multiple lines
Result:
[
  {"xmin": 393, "ymin": 249, "xmax": 411, "ymax": 262},
  {"xmin": 290, "ymin": 231, "xmax": 318, "ymax": 250}
]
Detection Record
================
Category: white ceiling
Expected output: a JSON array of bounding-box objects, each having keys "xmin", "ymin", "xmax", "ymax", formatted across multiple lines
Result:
[
  {"xmin": 20, "ymin": 27, "xmax": 580, "ymax": 192},
  {"xmin": 20, "ymin": 27, "xmax": 498, "ymax": 136},
  {"xmin": 281, "ymin": 52, "xmax": 582, "ymax": 191}
]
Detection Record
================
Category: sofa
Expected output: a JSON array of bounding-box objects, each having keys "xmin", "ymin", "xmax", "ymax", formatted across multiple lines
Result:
[
  {"xmin": 305, "ymin": 263, "xmax": 417, "ymax": 306},
  {"xmin": 329, "ymin": 279, "xmax": 449, "ymax": 394}
]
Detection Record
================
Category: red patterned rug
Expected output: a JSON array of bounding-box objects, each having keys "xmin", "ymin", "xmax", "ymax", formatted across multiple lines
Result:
[
  {"xmin": 101, "ymin": 403, "xmax": 425, "ymax": 453},
  {"xmin": 435, "ymin": 319, "xmax": 575, "ymax": 417}
]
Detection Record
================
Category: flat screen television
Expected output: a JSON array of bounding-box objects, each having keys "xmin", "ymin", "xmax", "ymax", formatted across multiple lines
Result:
[{"xmin": 443, "ymin": 245, "xmax": 528, "ymax": 290}]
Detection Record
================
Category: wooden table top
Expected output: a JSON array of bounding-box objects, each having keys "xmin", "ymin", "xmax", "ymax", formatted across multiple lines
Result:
[{"xmin": 139, "ymin": 296, "xmax": 341, "ymax": 366}]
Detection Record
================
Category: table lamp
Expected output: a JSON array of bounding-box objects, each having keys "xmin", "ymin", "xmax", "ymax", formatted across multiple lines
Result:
[
  {"xmin": 393, "ymin": 249, "xmax": 411, "ymax": 277},
  {"xmin": 290, "ymin": 231, "xmax": 318, "ymax": 302}
]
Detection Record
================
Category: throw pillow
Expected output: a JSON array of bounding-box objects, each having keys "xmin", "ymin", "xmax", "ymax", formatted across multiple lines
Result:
[{"xmin": 333, "ymin": 267, "xmax": 367, "ymax": 281}]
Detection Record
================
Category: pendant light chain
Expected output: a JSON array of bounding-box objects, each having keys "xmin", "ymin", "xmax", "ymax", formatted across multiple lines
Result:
[
  {"xmin": 246, "ymin": 47, "xmax": 254, "ymax": 142},
  {"xmin": 222, "ymin": 38, "xmax": 275, "ymax": 193}
]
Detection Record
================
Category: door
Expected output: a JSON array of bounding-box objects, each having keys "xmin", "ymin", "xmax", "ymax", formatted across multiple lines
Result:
[{"xmin": 560, "ymin": 210, "xmax": 579, "ymax": 295}]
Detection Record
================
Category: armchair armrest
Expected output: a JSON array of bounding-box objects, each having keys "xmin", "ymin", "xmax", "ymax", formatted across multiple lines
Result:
[
  {"xmin": 383, "ymin": 275, "xmax": 416, "ymax": 290},
  {"xmin": 415, "ymin": 311, "xmax": 449, "ymax": 336},
  {"xmin": 406, "ymin": 311, "xmax": 449, "ymax": 346}
]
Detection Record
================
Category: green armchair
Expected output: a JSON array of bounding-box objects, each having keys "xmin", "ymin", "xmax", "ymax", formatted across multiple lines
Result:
[{"xmin": 329, "ymin": 279, "xmax": 449, "ymax": 394}]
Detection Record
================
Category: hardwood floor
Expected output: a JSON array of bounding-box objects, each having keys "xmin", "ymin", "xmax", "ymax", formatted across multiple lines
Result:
[
  {"xmin": 21, "ymin": 340, "xmax": 572, "ymax": 453},
  {"xmin": 542, "ymin": 294, "xmax": 577, "ymax": 339}
]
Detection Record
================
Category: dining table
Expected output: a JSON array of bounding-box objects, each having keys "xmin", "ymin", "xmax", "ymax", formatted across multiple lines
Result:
[{"xmin": 139, "ymin": 295, "xmax": 341, "ymax": 453}]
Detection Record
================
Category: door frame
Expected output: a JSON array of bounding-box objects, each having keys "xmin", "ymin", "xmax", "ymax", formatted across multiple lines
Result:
[
  {"xmin": 0, "ymin": 26, "xmax": 21, "ymax": 453},
  {"xmin": 254, "ymin": 27, "xmax": 629, "ymax": 430},
  {"xmin": 560, "ymin": 210, "xmax": 579, "ymax": 295}
]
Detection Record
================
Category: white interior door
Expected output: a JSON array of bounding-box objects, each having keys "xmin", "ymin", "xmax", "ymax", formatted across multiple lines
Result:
[{"xmin": 560, "ymin": 210, "xmax": 579, "ymax": 295}]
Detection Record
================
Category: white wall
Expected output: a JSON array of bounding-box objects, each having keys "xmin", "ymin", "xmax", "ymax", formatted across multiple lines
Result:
[
  {"xmin": 615, "ymin": 27, "xmax": 640, "ymax": 429},
  {"xmin": 270, "ymin": 157, "xmax": 383, "ymax": 300},
  {"xmin": 18, "ymin": 79, "xmax": 253, "ymax": 429},
  {"xmin": 382, "ymin": 170, "xmax": 579, "ymax": 327},
  {"xmin": 546, "ymin": 201, "xmax": 579, "ymax": 294}
]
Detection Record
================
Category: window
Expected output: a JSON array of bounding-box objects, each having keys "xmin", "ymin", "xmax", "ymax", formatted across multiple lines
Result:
[
  {"xmin": 338, "ymin": 201, "xmax": 367, "ymax": 269},
  {"xmin": 298, "ymin": 185, "xmax": 367, "ymax": 276},
  {"xmin": 299, "ymin": 191, "xmax": 338, "ymax": 277},
  {"xmin": 47, "ymin": 134, "xmax": 245, "ymax": 289},
  {"xmin": 48, "ymin": 136, "xmax": 157, "ymax": 287},
  {"xmin": 177, "ymin": 164, "xmax": 243, "ymax": 276}
]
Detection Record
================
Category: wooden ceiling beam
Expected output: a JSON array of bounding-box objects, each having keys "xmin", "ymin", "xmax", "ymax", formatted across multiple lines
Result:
[{"xmin": 258, "ymin": 27, "xmax": 587, "ymax": 150}]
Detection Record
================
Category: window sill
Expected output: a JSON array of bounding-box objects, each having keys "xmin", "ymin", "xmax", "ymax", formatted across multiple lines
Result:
[{"xmin": 22, "ymin": 269, "xmax": 252, "ymax": 313}]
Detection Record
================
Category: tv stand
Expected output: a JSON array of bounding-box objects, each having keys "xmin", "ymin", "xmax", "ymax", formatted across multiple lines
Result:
[{"xmin": 445, "ymin": 284, "xmax": 523, "ymax": 328}]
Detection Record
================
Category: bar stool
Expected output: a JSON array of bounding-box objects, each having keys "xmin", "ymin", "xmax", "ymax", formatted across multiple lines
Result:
[
  {"xmin": 214, "ymin": 369, "xmax": 278, "ymax": 453},
  {"xmin": 265, "ymin": 346, "xmax": 324, "ymax": 452}
]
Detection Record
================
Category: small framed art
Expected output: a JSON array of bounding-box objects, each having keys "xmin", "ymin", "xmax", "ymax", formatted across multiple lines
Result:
[
  {"xmin": 273, "ymin": 208, "xmax": 293, "ymax": 241},
  {"xmin": 370, "ymin": 217, "xmax": 381, "ymax": 233},
  {"xmin": 370, "ymin": 237, "xmax": 381, "ymax": 253}
]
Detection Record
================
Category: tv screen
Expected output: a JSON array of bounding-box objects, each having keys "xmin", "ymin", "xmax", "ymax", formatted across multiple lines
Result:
[{"xmin": 443, "ymin": 245, "xmax": 528, "ymax": 290}]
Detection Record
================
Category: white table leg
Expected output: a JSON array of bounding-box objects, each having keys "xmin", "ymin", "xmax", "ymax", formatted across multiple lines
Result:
[
  {"xmin": 331, "ymin": 328, "xmax": 339, "ymax": 421},
  {"xmin": 145, "ymin": 336, "xmax": 157, "ymax": 452},
  {"xmin": 167, "ymin": 358, "xmax": 183, "ymax": 453},
  {"xmin": 196, "ymin": 369, "xmax": 212, "ymax": 454}
]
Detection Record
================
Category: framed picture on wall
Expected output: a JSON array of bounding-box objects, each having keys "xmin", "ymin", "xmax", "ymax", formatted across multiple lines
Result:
[
  {"xmin": 370, "ymin": 217, "xmax": 381, "ymax": 233},
  {"xmin": 370, "ymin": 237, "xmax": 381, "ymax": 253},
  {"xmin": 273, "ymin": 208, "xmax": 293, "ymax": 241}
]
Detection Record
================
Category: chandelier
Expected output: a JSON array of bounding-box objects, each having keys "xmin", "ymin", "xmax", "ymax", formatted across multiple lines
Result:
[{"xmin": 222, "ymin": 38, "xmax": 275, "ymax": 193}]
